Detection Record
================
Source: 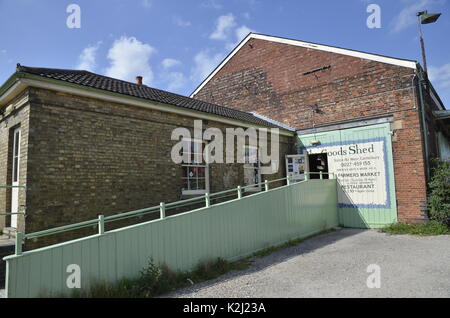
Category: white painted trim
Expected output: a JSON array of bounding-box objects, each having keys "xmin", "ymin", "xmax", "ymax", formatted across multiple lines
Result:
[
  {"xmin": 11, "ymin": 127, "xmax": 21, "ymax": 229},
  {"xmin": 14, "ymin": 78, "xmax": 293, "ymax": 136},
  {"xmin": 191, "ymin": 33, "xmax": 417, "ymax": 97},
  {"xmin": 296, "ymin": 116, "xmax": 394, "ymax": 135},
  {"xmin": 0, "ymin": 81, "xmax": 28, "ymax": 106}
]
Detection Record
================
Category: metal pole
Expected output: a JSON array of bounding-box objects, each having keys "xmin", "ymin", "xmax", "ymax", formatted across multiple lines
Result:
[
  {"xmin": 264, "ymin": 180, "xmax": 269, "ymax": 191},
  {"xmin": 160, "ymin": 202, "xmax": 166, "ymax": 219},
  {"xmin": 98, "ymin": 215, "xmax": 105, "ymax": 235},
  {"xmin": 15, "ymin": 232, "xmax": 24, "ymax": 256},
  {"xmin": 205, "ymin": 193, "xmax": 210, "ymax": 207},
  {"xmin": 237, "ymin": 186, "xmax": 242, "ymax": 199},
  {"xmin": 418, "ymin": 16, "xmax": 428, "ymax": 74}
]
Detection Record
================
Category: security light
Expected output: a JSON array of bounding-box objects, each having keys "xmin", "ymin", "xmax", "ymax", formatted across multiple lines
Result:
[
  {"xmin": 309, "ymin": 104, "xmax": 319, "ymax": 113},
  {"xmin": 419, "ymin": 12, "xmax": 441, "ymax": 24}
]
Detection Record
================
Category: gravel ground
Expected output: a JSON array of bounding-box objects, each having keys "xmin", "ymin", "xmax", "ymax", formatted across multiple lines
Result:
[{"xmin": 167, "ymin": 229, "xmax": 450, "ymax": 298}]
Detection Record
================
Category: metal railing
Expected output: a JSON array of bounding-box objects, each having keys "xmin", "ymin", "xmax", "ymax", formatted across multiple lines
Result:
[{"xmin": 13, "ymin": 172, "xmax": 335, "ymax": 255}]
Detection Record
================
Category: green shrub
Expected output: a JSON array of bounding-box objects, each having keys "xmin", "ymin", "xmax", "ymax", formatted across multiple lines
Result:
[
  {"xmin": 428, "ymin": 159, "xmax": 450, "ymax": 226},
  {"xmin": 67, "ymin": 257, "xmax": 248, "ymax": 298},
  {"xmin": 380, "ymin": 221, "xmax": 450, "ymax": 236}
]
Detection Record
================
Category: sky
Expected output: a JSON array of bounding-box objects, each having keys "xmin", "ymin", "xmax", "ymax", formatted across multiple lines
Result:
[{"xmin": 0, "ymin": 0, "xmax": 449, "ymax": 108}]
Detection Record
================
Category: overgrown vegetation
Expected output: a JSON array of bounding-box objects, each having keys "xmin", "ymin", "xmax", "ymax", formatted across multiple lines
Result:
[
  {"xmin": 381, "ymin": 159, "xmax": 450, "ymax": 236},
  {"xmin": 428, "ymin": 159, "xmax": 450, "ymax": 226},
  {"xmin": 380, "ymin": 221, "xmax": 450, "ymax": 236},
  {"xmin": 60, "ymin": 230, "xmax": 334, "ymax": 298},
  {"xmin": 67, "ymin": 257, "xmax": 249, "ymax": 298}
]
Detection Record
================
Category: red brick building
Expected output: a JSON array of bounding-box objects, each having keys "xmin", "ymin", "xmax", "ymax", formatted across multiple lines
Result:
[{"xmin": 192, "ymin": 33, "xmax": 450, "ymax": 225}]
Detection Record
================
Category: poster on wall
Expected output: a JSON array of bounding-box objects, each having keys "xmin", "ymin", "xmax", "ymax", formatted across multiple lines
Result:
[
  {"xmin": 285, "ymin": 155, "xmax": 307, "ymax": 183},
  {"xmin": 302, "ymin": 138, "xmax": 391, "ymax": 209}
]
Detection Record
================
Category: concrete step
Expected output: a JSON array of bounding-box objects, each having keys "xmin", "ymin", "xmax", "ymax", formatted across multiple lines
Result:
[{"xmin": 1, "ymin": 228, "xmax": 16, "ymax": 239}]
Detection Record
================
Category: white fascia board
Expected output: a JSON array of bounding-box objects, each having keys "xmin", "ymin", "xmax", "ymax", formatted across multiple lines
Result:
[
  {"xmin": 19, "ymin": 78, "xmax": 293, "ymax": 136},
  {"xmin": 191, "ymin": 33, "xmax": 417, "ymax": 97},
  {"xmin": 0, "ymin": 81, "xmax": 28, "ymax": 106}
]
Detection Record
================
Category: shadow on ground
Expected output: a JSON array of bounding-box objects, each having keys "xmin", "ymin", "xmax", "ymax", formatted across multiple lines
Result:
[{"xmin": 164, "ymin": 228, "xmax": 366, "ymax": 297}]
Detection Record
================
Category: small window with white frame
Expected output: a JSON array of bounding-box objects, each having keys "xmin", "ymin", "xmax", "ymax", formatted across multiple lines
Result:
[
  {"xmin": 243, "ymin": 145, "xmax": 261, "ymax": 191},
  {"xmin": 181, "ymin": 139, "xmax": 209, "ymax": 195}
]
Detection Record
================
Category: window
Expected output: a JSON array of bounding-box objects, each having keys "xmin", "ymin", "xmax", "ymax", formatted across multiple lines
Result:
[
  {"xmin": 243, "ymin": 145, "xmax": 261, "ymax": 191},
  {"xmin": 12, "ymin": 129, "xmax": 20, "ymax": 183},
  {"xmin": 181, "ymin": 139, "xmax": 209, "ymax": 195}
]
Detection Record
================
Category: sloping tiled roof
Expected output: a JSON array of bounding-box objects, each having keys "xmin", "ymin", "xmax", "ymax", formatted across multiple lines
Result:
[{"xmin": 16, "ymin": 65, "xmax": 283, "ymax": 129}]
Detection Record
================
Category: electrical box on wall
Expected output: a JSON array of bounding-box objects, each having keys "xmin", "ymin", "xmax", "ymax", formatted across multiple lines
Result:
[{"xmin": 285, "ymin": 154, "xmax": 308, "ymax": 183}]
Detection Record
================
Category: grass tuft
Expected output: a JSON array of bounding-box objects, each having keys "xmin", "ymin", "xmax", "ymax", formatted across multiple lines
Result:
[
  {"xmin": 59, "ymin": 229, "xmax": 333, "ymax": 298},
  {"xmin": 380, "ymin": 221, "xmax": 450, "ymax": 236},
  {"xmin": 64, "ymin": 257, "xmax": 250, "ymax": 298}
]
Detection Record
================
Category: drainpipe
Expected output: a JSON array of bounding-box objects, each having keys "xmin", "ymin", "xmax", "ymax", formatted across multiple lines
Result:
[{"xmin": 416, "ymin": 66, "xmax": 430, "ymax": 181}]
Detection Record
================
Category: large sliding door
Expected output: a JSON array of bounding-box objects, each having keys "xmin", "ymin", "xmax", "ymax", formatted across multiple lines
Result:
[{"xmin": 298, "ymin": 123, "xmax": 397, "ymax": 228}]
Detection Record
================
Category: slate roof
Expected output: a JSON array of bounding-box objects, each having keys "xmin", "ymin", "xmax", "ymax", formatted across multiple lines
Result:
[{"xmin": 16, "ymin": 64, "xmax": 284, "ymax": 129}]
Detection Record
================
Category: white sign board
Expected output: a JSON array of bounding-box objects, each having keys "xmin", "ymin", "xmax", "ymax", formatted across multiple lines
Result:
[{"xmin": 303, "ymin": 139, "xmax": 390, "ymax": 208}]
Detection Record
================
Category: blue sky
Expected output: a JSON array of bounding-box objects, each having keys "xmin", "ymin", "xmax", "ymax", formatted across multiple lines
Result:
[{"xmin": 0, "ymin": 0, "xmax": 449, "ymax": 107}]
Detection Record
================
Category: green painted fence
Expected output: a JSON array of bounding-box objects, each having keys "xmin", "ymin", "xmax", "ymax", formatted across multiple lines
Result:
[{"xmin": 4, "ymin": 179, "xmax": 338, "ymax": 298}]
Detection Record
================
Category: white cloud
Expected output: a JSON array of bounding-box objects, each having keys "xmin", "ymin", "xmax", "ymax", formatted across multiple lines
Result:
[
  {"xmin": 235, "ymin": 25, "xmax": 253, "ymax": 43},
  {"xmin": 162, "ymin": 72, "xmax": 187, "ymax": 91},
  {"xmin": 162, "ymin": 58, "xmax": 181, "ymax": 69},
  {"xmin": 142, "ymin": 0, "xmax": 152, "ymax": 8},
  {"xmin": 76, "ymin": 42, "xmax": 101, "ymax": 72},
  {"xmin": 191, "ymin": 50, "xmax": 225, "ymax": 82},
  {"xmin": 173, "ymin": 16, "xmax": 192, "ymax": 27},
  {"xmin": 210, "ymin": 13, "xmax": 236, "ymax": 40},
  {"xmin": 226, "ymin": 25, "xmax": 254, "ymax": 50},
  {"xmin": 160, "ymin": 59, "xmax": 186, "ymax": 91},
  {"xmin": 429, "ymin": 63, "xmax": 450, "ymax": 88},
  {"xmin": 105, "ymin": 36, "xmax": 155, "ymax": 85},
  {"xmin": 391, "ymin": 0, "xmax": 443, "ymax": 33}
]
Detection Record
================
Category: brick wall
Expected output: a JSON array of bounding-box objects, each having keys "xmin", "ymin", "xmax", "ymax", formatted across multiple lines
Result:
[
  {"xmin": 0, "ymin": 86, "xmax": 291, "ymax": 248},
  {"xmin": 193, "ymin": 38, "xmax": 430, "ymax": 223}
]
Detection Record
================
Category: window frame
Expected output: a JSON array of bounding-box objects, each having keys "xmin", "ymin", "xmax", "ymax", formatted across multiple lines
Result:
[
  {"xmin": 181, "ymin": 138, "xmax": 210, "ymax": 195},
  {"xmin": 243, "ymin": 145, "xmax": 262, "ymax": 192}
]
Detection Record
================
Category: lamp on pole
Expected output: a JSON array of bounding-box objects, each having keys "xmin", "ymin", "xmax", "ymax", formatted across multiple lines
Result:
[{"xmin": 416, "ymin": 10, "xmax": 441, "ymax": 74}]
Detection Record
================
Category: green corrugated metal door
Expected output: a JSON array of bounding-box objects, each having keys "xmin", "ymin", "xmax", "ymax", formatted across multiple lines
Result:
[{"xmin": 297, "ymin": 123, "xmax": 397, "ymax": 228}]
